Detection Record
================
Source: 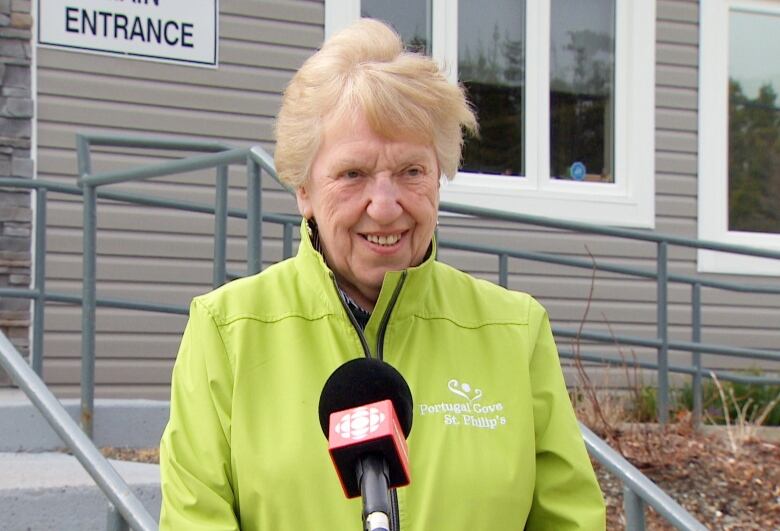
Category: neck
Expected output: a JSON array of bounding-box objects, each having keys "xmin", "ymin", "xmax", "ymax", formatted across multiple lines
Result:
[{"xmin": 336, "ymin": 277, "xmax": 378, "ymax": 312}]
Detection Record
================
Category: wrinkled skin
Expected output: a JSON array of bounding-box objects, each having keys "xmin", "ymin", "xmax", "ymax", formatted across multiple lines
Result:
[{"xmin": 296, "ymin": 113, "xmax": 440, "ymax": 310}]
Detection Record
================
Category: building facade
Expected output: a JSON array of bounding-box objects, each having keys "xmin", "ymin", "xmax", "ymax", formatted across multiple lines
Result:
[
  {"xmin": 0, "ymin": 0, "xmax": 33, "ymax": 385},
  {"xmin": 1, "ymin": 0, "xmax": 778, "ymax": 397}
]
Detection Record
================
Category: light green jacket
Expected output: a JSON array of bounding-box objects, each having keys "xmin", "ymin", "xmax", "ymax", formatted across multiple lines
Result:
[{"xmin": 160, "ymin": 223, "xmax": 605, "ymax": 530}]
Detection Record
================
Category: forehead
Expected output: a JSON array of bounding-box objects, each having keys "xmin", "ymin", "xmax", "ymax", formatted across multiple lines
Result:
[{"xmin": 318, "ymin": 112, "xmax": 435, "ymax": 164}]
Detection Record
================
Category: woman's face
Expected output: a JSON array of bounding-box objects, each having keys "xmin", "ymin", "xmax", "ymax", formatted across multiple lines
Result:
[{"xmin": 296, "ymin": 112, "xmax": 440, "ymax": 310}]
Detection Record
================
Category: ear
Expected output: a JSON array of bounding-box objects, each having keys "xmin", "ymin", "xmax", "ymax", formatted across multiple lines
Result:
[{"xmin": 296, "ymin": 185, "xmax": 314, "ymax": 220}]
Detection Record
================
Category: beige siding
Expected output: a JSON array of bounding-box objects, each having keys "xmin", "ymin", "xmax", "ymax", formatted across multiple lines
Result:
[
  {"xmin": 438, "ymin": 0, "xmax": 780, "ymax": 380},
  {"xmin": 33, "ymin": 0, "xmax": 779, "ymax": 398},
  {"xmin": 654, "ymin": 0, "xmax": 779, "ymax": 367},
  {"xmin": 36, "ymin": 0, "xmax": 321, "ymax": 398}
]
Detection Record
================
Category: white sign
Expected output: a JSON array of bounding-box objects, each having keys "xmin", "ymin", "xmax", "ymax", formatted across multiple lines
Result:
[{"xmin": 38, "ymin": 0, "xmax": 218, "ymax": 67}]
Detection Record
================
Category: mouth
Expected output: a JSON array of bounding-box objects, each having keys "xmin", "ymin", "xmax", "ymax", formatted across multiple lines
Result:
[{"xmin": 362, "ymin": 232, "xmax": 405, "ymax": 247}]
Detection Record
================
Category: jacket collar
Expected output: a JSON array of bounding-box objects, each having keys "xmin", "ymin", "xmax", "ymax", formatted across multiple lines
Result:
[{"xmin": 294, "ymin": 219, "xmax": 436, "ymax": 351}]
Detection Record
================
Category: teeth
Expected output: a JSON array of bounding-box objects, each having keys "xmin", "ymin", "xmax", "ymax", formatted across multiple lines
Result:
[{"xmin": 366, "ymin": 233, "xmax": 401, "ymax": 246}]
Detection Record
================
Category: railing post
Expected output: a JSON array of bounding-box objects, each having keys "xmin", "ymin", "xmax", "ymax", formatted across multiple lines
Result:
[
  {"xmin": 76, "ymin": 134, "xmax": 93, "ymax": 178},
  {"xmin": 498, "ymin": 253, "xmax": 508, "ymax": 288},
  {"xmin": 107, "ymin": 503, "xmax": 130, "ymax": 531},
  {"xmin": 247, "ymin": 157, "xmax": 262, "ymax": 274},
  {"xmin": 692, "ymin": 281, "xmax": 702, "ymax": 428},
  {"xmin": 81, "ymin": 183, "xmax": 97, "ymax": 438},
  {"xmin": 657, "ymin": 241, "xmax": 669, "ymax": 425},
  {"xmin": 213, "ymin": 165, "xmax": 228, "ymax": 288},
  {"xmin": 283, "ymin": 222, "xmax": 293, "ymax": 259},
  {"xmin": 0, "ymin": 332, "xmax": 159, "ymax": 531},
  {"xmin": 623, "ymin": 485, "xmax": 647, "ymax": 531},
  {"xmin": 31, "ymin": 187, "xmax": 46, "ymax": 376}
]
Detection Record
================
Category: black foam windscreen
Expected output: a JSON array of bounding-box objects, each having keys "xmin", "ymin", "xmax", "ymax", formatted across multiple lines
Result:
[{"xmin": 318, "ymin": 357, "xmax": 413, "ymax": 438}]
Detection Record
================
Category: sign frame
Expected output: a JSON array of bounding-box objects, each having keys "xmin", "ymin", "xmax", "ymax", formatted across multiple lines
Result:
[{"xmin": 37, "ymin": 0, "xmax": 219, "ymax": 68}]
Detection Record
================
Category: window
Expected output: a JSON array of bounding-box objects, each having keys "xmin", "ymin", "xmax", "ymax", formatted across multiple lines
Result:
[
  {"xmin": 326, "ymin": 0, "xmax": 655, "ymax": 228},
  {"xmin": 699, "ymin": 0, "xmax": 780, "ymax": 275}
]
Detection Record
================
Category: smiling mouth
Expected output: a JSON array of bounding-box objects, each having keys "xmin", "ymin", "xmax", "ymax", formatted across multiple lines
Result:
[{"xmin": 363, "ymin": 233, "xmax": 403, "ymax": 246}]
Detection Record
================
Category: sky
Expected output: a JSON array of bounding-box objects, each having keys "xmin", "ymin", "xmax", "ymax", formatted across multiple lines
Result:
[{"xmin": 730, "ymin": 8, "xmax": 780, "ymax": 99}]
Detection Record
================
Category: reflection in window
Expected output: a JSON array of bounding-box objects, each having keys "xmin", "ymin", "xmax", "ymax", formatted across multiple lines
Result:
[
  {"xmin": 550, "ymin": 0, "xmax": 615, "ymax": 183},
  {"xmin": 361, "ymin": 0, "xmax": 431, "ymax": 54},
  {"xmin": 728, "ymin": 10, "xmax": 780, "ymax": 234},
  {"xmin": 458, "ymin": 0, "xmax": 525, "ymax": 176}
]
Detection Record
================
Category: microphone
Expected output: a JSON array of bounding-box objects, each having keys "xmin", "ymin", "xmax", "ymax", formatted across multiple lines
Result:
[{"xmin": 318, "ymin": 358, "xmax": 413, "ymax": 531}]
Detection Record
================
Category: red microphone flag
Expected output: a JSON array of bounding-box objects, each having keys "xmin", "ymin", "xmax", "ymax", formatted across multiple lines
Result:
[{"xmin": 327, "ymin": 399, "xmax": 411, "ymax": 498}]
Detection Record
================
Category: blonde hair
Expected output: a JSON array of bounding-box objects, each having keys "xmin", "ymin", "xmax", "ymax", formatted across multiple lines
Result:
[{"xmin": 274, "ymin": 18, "xmax": 477, "ymax": 188}]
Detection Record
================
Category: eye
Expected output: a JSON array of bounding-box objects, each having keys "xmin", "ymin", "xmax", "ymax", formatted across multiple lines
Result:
[
  {"xmin": 404, "ymin": 166, "xmax": 424, "ymax": 177},
  {"xmin": 342, "ymin": 169, "xmax": 363, "ymax": 179}
]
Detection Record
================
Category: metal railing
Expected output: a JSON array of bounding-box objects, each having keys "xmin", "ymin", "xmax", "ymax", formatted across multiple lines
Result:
[
  {"xmin": 3, "ymin": 132, "xmax": 779, "ymax": 529},
  {"xmin": 0, "ymin": 331, "xmax": 157, "ymax": 531},
  {"xmin": 436, "ymin": 203, "xmax": 780, "ymax": 426},
  {"xmin": 581, "ymin": 423, "xmax": 707, "ymax": 530}
]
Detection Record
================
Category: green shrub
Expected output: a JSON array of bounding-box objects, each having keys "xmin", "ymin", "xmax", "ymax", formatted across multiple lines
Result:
[
  {"xmin": 677, "ymin": 376, "xmax": 780, "ymax": 427},
  {"xmin": 629, "ymin": 386, "xmax": 658, "ymax": 423}
]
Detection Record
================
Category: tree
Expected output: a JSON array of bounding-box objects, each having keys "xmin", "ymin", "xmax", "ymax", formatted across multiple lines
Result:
[{"xmin": 728, "ymin": 80, "xmax": 780, "ymax": 234}]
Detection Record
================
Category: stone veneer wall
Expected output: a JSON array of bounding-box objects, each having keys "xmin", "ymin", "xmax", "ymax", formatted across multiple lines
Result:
[{"xmin": 0, "ymin": 0, "xmax": 33, "ymax": 385}]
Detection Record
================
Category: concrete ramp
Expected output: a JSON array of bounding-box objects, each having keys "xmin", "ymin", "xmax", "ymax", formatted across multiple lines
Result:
[
  {"xmin": 0, "ymin": 391, "xmax": 169, "ymax": 451},
  {"xmin": 0, "ymin": 452, "xmax": 160, "ymax": 531},
  {"xmin": 0, "ymin": 393, "xmax": 165, "ymax": 529}
]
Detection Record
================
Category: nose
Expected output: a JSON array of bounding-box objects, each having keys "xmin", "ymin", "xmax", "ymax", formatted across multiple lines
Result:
[{"xmin": 365, "ymin": 174, "xmax": 403, "ymax": 225}]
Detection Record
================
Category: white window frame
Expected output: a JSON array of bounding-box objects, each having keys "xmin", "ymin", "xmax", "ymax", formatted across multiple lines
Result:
[
  {"xmin": 698, "ymin": 0, "xmax": 780, "ymax": 276},
  {"xmin": 326, "ymin": 0, "xmax": 655, "ymax": 228}
]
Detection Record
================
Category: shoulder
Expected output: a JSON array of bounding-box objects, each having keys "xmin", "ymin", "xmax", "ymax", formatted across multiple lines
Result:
[
  {"xmin": 191, "ymin": 258, "xmax": 332, "ymax": 325},
  {"xmin": 422, "ymin": 261, "xmax": 547, "ymax": 326}
]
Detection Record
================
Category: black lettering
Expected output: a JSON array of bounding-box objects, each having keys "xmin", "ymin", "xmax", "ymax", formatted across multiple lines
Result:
[
  {"xmin": 129, "ymin": 16, "xmax": 146, "ymax": 41},
  {"xmin": 146, "ymin": 18, "xmax": 161, "ymax": 43},
  {"xmin": 181, "ymin": 22, "xmax": 193, "ymax": 48},
  {"xmin": 163, "ymin": 20, "xmax": 179, "ymax": 45},
  {"xmin": 81, "ymin": 9, "xmax": 97, "ymax": 35},
  {"xmin": 98, "ymin": 11, "xmax": 112, "ymax": 37},
  {"xmin": 114, "ymin": 14, "xmax": 128, "ymax": 40},
  {"xmin": 65, "ymin": 7, "xmax": 78, "ymax": 33}
]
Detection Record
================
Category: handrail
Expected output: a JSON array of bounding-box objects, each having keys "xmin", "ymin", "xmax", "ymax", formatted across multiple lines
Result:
[
  {"xmin": 0, "ymin": 331, "xmax": 158, "ymax": 531},
  {"xmin": 80, "ymin": 147, "xmax": 251, "ymax": 187},
  {"xmin": 439, "ymin": 237, "xmax": 780, "ymax": 294},
  {"xmin": 76, "ymin": 132, "xmax": 233, "ymax": 153},
  {"xmin": 4, "ymin": 132, "xmax": 779, "ymax": 530},
  {"xmin": 439, "ymin": 200, "xmax": 780, "ymax": 260},
  {"xmin": 6, "ymin": 178, "xmax": 776, "ymax": 372},
  {"xmin": 581, "ymin": 423, "xmax": 708, "ymax": 531}
]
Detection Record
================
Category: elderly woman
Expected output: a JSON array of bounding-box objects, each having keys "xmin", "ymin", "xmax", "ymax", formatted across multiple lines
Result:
[{"xmin": 160, "ymin": 19, "xmax": 605, "ymax": 531}]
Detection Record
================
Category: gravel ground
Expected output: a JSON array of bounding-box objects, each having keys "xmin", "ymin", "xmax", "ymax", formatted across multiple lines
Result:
[
  {"xmin": 592, "ymin": 424, "xmax": 780, "ymax": 530},
  {"xmin": 104, "ymin": 424, "xmax": 780, "ymax": 530}
]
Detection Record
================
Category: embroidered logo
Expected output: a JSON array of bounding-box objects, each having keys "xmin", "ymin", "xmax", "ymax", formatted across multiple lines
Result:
[
  {"xmin": 335, "ymin": 406, "xmax": 385, "ymax": 440},
  {"xmin": 448, "ymin": 379, "xmax": 482, "ymax": 402},
  {"xmin": 418, "ymin": 378, "xmax": 507, "ymax": 430}
]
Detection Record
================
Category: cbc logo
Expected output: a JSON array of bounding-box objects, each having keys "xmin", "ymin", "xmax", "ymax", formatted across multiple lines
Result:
[{"xmin": 335, "ymin": 407, "xmax": 385, "ymax": 440}]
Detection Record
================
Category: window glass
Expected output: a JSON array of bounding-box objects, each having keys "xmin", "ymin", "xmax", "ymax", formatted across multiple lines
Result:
[
  {"xmin": 728, "ymin": 9, "xmax": 780, "ymax": 234},
  {"xmin": 458, "ymin": 0, "xmax": 525, "ymax": 176},
  {"xmin": 361, "ymin": 0, "xmax": 431, "ymax": 54},
  {"xmin": 549, "ymin": 0, "xmax": 615, "ymax": 183}
]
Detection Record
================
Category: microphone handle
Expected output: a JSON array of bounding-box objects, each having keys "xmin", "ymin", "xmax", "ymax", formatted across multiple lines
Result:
[
  {"xmin": 357, "ymin": 454, "xmax": 391, "ymax": 530},
  {"xmin": 365, "ymin": 512, "xmax": 390, "ymax": 531}
]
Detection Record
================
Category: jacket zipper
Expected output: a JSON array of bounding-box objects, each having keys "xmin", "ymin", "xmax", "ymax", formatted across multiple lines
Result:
[
  {"xmin": 331, "ymin": 273, "xmax": 372, "ymax": 358},
  {"xmin": 376, "ymin": 273, "xmax": 406, "ymax": 361},
  {"xmin": 331, "ymin": 272, "xmax": 407, "ymax": 531},
  {"xmin": 378, "ymin": 275, "xmax": 405, "ymax": 530},
  {"xmin": 330, "ymin": 271, "xmax": 407, "ymax": 362}
]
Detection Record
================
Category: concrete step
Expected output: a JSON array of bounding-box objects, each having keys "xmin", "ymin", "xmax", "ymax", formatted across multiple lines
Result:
[
  {"xmin": 0, "ymin": 452, "xmax": 160, "ymax": 531},
  {"xmin": 0, "ymin": 391, "xmax": 169, "ymax": 451}
]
